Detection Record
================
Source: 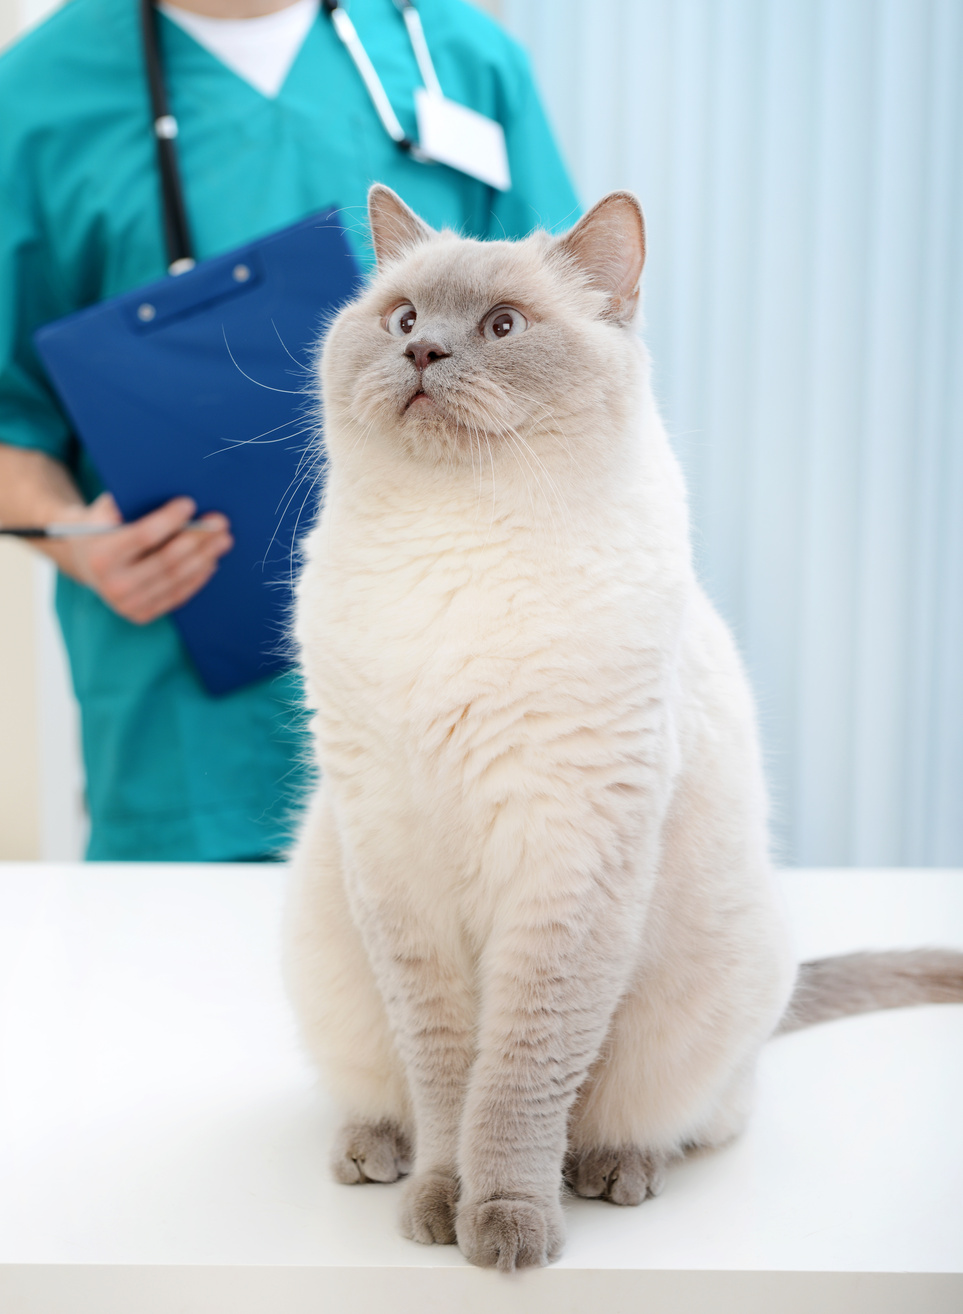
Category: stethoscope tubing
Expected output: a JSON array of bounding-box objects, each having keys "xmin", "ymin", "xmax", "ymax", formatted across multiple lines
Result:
[
  {"xmin": 141, "ymin": 0, "xmax": 444, "ymax": 274},
  {"xmin": 322, "ymin": 0, "xmax": 440, "ymax": 161}
]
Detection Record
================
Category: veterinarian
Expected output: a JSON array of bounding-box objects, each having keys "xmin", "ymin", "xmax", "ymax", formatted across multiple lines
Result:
[{"xmin": 0, "ymin": 0, "xmax": 578, "ymax": 860}]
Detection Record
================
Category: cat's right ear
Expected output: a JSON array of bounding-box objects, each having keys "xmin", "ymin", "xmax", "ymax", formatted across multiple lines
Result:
[
  {"xmin": 554, "ymin": 192, "xmax": 646, "ymax": 325},
  {"xmin": 368, "ymin": 185, "xmax": 435, "ymax": 266}
]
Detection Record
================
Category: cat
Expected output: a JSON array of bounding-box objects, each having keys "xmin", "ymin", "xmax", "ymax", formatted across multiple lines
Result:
[{"xmin": 284, "ymin": 185, "xmax": 963, "ymax": 1271}]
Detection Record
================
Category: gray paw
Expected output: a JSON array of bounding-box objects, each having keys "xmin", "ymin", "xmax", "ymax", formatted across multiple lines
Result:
[
  {"xmin": 399, "ymin": 1170, "xmax": 460, "ymax": 1245},
  {"xmin": 456, "ymin": 1197, "xmax": 565, "ymax": 1271},
  {"xmin": 564, "ymin": 1145, "xmax": 669, "ymax": 1205},
  {"xmin": 330, "ymin": 1119, "xmax": 412, "ymax": 1185}
]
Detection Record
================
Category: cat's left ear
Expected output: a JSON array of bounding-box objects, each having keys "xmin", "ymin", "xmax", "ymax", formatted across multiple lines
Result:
[
  {"xmin": 554, "ymin": 192, "xmax": 646, "ymax": 325},
  {"xmin": 368, "ymin": 185, "xmax": 435, "ymax": 266}
]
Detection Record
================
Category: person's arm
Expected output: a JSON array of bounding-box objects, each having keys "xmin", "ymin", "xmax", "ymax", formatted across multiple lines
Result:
[
  {"xmin": 0, "ymin": 79, "xmax": 231, "ymax": 627},
  {"xmin": 0, "ymin": 443, "xmax": 232, "ymax": 626}
]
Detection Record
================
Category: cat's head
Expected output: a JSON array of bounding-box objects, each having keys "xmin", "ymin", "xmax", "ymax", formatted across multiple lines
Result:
[{"xmin": 320, "ymin": 186, "xmax": 646, "ymax": 470}]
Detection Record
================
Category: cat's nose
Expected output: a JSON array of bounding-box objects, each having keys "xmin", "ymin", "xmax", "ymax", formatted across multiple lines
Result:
[{"xmin": 404, "ymin": 340, "xmax": 451, "ymax": 372}]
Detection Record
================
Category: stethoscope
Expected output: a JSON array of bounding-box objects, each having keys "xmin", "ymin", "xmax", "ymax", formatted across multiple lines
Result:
[
  {"xmin": 323, "ymin": 0, "xmax": 440, "ymax": 162},
  {"xmin": 142, "ymin": 0, "xmax": 443, "ymax": 274}
]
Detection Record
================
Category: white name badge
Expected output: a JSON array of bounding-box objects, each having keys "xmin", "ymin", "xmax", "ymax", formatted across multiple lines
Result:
[{"xmin": 414, "ymin": 89, "xmax": 511, "ymax": 192}]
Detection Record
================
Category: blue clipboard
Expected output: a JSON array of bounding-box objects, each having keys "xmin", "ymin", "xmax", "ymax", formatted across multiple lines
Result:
[{"xmin": 34, "ymin": 208, "xmax": 362, "ymax": 696}]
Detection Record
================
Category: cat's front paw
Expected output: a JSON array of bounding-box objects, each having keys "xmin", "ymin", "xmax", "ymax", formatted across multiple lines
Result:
[
  {"xmin": 456, "ymin": 1197, "xmax": 565, "ymax": 1271},
  {"xmin": 330, "ymin": 1119, "xmax": 412, "ymax": 1185},
  {"xmin": 564, "ymin": 1145, "xmax": 669, "ymax": 1205},
  {"xmin": 399, "ymin": 1170, "xmax": 460, "ymax": 1244}
]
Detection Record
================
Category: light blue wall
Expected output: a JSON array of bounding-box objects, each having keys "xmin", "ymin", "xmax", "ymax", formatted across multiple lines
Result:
[{"xmin": 504, "ymin": 0, "xmax": 962, "ymax": 866}]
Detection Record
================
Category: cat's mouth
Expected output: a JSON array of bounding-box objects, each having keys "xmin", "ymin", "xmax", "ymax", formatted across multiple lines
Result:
[{"xmin": 405, "ymin": 387, "xmax": 433, "ymax": 411}]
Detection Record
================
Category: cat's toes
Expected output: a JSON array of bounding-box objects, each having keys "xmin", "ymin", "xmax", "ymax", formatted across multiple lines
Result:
[
  {"xmin": 399, "ymin": 1170, "xmax": 460, "ymax": 1245},
  {"xmin": 564, "ymin": 1145, "xmax": 669, "ymax": 1206},
  {"xmin": 330, "ymin": 1119, "xmax": 412, "ymax": 1185},
  {"xmin": 456, "ymin": 1197, "xmax": 565, "ymax": 1271}
]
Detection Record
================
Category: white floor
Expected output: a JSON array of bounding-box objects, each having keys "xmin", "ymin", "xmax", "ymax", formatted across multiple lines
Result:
[{"xmin": 1, "ymin": 864, "xmax": 961, "ymax": 1312}]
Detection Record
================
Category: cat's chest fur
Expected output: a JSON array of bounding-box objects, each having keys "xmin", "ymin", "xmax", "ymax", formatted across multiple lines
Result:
[
  {"xmin": 301, "ymin": 440, "xmax": 686, "ymax": 752},
  {"xmin": 296, "ymin": 440, "xmax": 692, "ymax": 907}
]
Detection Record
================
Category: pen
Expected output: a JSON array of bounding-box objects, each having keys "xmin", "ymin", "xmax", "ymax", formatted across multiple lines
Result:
[{"xmin": 0, "ymin": 519, "xmax": 220, "ymax": 539}]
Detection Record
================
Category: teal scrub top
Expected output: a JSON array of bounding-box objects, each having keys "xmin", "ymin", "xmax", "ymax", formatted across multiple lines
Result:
[{"xmin": 0, "ymin": 0, "xmax": 579, "ymax": 861}]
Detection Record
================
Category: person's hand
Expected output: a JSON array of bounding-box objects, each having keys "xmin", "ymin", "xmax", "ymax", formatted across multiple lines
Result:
[{"xmin": 62, "ymin": 492, "xmax": 233, "ymax": 625}]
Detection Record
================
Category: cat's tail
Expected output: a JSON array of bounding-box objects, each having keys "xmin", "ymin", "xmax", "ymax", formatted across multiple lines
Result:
[{"xmin": 776, "ymin": 949, "xmax": 963, "ymax": 1035}]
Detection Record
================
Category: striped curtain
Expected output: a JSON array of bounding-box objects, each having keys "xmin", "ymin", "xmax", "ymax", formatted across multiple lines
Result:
[{"xmin": 503, "ymin": 0, "xmax": 963, "ymax": 866}]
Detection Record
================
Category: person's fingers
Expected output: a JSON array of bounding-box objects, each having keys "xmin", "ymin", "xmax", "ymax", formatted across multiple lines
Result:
[
  {"xmin": 124, "ymin": 526, "xmax": 232, "ymax": 597},
  {"xmin": 100, "ymin": 525, "xmax": 233, "ymax": 621},
  {"xmin": 125, "ymin": 553, "xmax": 222, "ymax": 624},
  {"xmin": 79, "ymin": 496, "xmax": 197, "ymax": 584},
  {"xmin": 110, "ymin": 496, "xmax": 199, "ymax": 562},
  {"xmin": 149, "ymin": 519, "xmax": 231, "ymax": 566},
  {"xmin": 116, "ymin": 515, "xmax": 228, "ymax": 579},
  {"xmin": 121, "ymin": 534, "xmax": 230, "ymax": 623},
  {"xmin": 191, "ymin": 511, "xmax": 230, "ymax": 534}
]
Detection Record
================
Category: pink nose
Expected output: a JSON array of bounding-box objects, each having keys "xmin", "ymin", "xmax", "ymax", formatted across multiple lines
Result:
[{"xmin": 405, "ymin": 340, "xmax": 450, "ymax": 371}]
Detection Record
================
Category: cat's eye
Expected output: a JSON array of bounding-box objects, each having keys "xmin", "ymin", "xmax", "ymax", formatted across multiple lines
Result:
[
  {"xmin": 482, "ymin": 306, "xmax": 528, "ymax": 341},
  {"xmin": 385, "ymin": 302, "xmax": 417, "ymax": 336}
]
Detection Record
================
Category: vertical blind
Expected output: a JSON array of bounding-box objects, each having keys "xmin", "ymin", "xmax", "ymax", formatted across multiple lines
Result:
[{"xmin": 503, "ymin": 0, "xmax": 962, "ymax": 866}]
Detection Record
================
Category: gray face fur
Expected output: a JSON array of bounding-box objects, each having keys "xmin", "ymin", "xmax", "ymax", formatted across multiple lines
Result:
[{"xmin": 320, "ymin": 187, "xmax": 646, "ymax": 471}]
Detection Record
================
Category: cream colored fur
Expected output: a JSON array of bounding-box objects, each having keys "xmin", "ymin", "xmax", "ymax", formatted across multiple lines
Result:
[{"xmin": 285, "ymin": 188, "xmax": 796, "ymax": 1270}]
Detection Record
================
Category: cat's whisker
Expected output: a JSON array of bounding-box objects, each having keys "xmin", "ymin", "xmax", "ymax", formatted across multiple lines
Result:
[
  {"xmin": 204, "ymin": 418, "xmax": 316, "ymax": 459},
  {"xmin": 502, "ymin": 430, "xmax": 543, "ymax": 531},
  {"xmin": 222, "ymin": 327, "xmax": 305, "ymax": 395},
  {"xmin": 498, "ymin": 382, "xmax": 570, "ymax": 427},
  {"xmin": 270, "ymin": 318, "xmax": 312, "ymax": 372},
  {"xmin": 458, "ymin": 378, "xmax": 580, "ymax": 496},
  {"xmin": 472, "ymin": 418, "xmax": 491, "ymax": 520},
  {"xmin": 272, "ymin": 430, "xmax": 324, "ymax": 518},
  {"xmin": 467, "ymin": 416, "xmax": 481, "ymax": 506},
  {"xmin": 264, "ymin": 450, "xmax": 322, "ymax": 567},
  {"xmin": 285, "ymin": 466, "xmax": 325, "ymax": 584},
  {"xmin": 282, "ymin": 430, "xmax": 326, "ymax": 524},
  {"xmin": 501, "ymin": 423, "xmax": 565, "ymax": 545},
  {"xmin": 509, "ymin": 407, "xmax": 585, "ymax": 482},
  {"xmin": 463, "ymin": 411, "xmax": 496, "ymax": 534},
  {"xmin": 525, "ymin": 409, "xmax": 589, "ymax": 486},
  {"xmin": 342, "ymin": 412, "xmax": 379, "ymax": 464},
  {"xmin": 483, "ymin": 431, "xmax": 498, "ymax": 545},
  {"xmin": 351, "ymin": 417, "xmax": 376, "ymax": 457}
]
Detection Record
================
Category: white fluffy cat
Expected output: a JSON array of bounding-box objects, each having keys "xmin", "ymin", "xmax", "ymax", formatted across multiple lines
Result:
[{"xmin": 285, "ymin": 186, "xmax": 963, "ymax": 1270}]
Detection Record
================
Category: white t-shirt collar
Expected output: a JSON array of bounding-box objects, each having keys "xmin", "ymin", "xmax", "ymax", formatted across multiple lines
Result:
[{"xmin": 158, "ymin": 0, "xmax": 319, "ymax": 99}]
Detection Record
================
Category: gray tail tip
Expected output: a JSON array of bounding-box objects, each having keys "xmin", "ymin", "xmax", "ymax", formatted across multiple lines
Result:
[{"xmin": 777, "ymin": 948, "xmax": 963, "ymax": 1035}]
